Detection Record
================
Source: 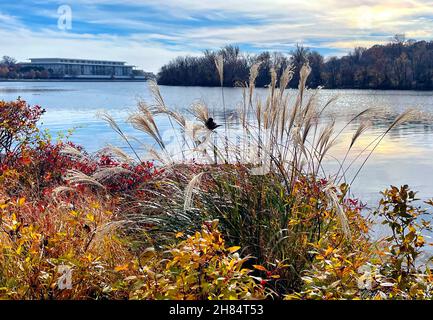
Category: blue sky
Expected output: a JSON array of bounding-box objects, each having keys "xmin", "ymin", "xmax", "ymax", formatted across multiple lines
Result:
[{"xmin": 2, "ymin": 0, "xmax": 433, "ymax": 72}]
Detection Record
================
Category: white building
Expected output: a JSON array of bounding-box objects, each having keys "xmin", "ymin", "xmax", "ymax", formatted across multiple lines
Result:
[{"xmin": 21, "ymin": 58, "xmax": 145, "ymax": 79}]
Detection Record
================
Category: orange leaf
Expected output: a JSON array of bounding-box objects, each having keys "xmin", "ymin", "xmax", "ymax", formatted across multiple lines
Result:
[
  {"xmin": 253, "ymin": 265, "xmax": 268, "ymax": 272},
  {"xmin": 114, "ymin": 264, "xmax": 129, "ymax": 272}
]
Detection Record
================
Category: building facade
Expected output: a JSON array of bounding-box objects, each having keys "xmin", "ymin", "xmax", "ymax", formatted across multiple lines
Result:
[{"xmin": 22, "ymin": 58, "xmax": 145, "ymax": 79}]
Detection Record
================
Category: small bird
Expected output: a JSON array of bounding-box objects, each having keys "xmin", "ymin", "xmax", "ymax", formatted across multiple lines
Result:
[{"xmin": 205, "ymin": 117, "xmax": 221, "ymax": 131}]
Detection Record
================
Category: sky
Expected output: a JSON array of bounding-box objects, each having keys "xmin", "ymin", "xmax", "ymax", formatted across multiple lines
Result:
[{"xmin": 2, "ymin": 0, "xmax": 433, "ymax": 73}]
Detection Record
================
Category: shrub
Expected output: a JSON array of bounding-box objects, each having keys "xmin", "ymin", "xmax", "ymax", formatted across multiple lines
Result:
[
  {"xmin": 0, "ymin": 99, "xmax": 44, "ymax": 157},
  {"xmin": 289, "ymin": 185, "xmax": 433, "ymax": 300},
  {"xmin": 0, "ymin": 194, "xmax": 133, "ymax": 299},
  {"xmin": 127, "ymin": 220, "xmax": 265, "ymax": 300}
]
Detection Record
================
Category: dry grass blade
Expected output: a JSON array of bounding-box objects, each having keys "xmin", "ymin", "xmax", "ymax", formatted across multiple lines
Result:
[
  {"xmin": 349, "ymin": 109, "xmax": 415, "ymax": 185},
  {"xmin": 98, "ymin": 111, "xmax": 143, "ymax": 163}
]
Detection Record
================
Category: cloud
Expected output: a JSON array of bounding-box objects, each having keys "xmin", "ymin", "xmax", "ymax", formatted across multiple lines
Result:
[
  {"xmin": 0, "ymin": 27, "xmax": 196, "ymax": 73},
  {"xmin": 2, "ymin": 0, "xmax": 433, "ymax": 71}
]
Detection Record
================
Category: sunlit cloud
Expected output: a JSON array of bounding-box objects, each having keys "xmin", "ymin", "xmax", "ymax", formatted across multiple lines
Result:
[{"xmin": 2, "ymin": 0, "xmax": 433, "ymax": 72}]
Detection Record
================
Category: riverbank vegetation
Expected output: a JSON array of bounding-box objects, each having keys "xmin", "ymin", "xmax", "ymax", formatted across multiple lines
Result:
[
  {"xmin": 158, "ymin": 39, "xmax": 433, "ymax": 90},
  {"xmin": 1, "ymin": 61, "xmax": 433, "ymax": 300}
]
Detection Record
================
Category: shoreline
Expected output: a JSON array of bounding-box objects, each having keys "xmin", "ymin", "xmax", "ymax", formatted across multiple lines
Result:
[{"xmin": 0, "ymin": 79, "xmax": 150, "ymax": 83}]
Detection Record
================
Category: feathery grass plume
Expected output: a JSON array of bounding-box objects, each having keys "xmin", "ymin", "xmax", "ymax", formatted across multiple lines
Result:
[
  {"xmin": 89, "ymin": 220, "xmax": 128, "ymax": 250},
  {"xmin": 184, "ymin": 172, "xmax": 205, "ymax": 211},
  {"xmin": 52, "ymin": 186, "xmax": 77, "ymax": 196},
  {"xmin": 191, "ymin": 102, "xmax": 210, "ymax": 123},
  {"xmin": 60, "ymin": 144, "xmax": 87, "ymax": 160},
  {"xmin": 93, "ymin": 167, "xmax": 133, "ymax": 182},
  {"xmin": 127, "ymin": 136, "xmax": 172, "ymax": 165},
  {"xmin": 146, "ymin": 82, "xmax": 186, "ymax": 128},
  {"xmin": 64, "ymin": 169, "xmax": 105, "ymax": 189},
  {"xmin": 98, "ymin": 111, "xmax": 126, "ymax": 140},
  {"xmin": 144, "ymin": 85, "xmax": 187, "ymax": 159},
  {"xmin": 248, "ymin": 62, "xmax": 261, "ymax": 107},
  {"xmin": 99, "ymin": 144, "xmax": 134, "ymax": 163},
  {"xmin": 214, "ymin": 54, "xmax": 229, "ymax": 161},
  {"xmin": 278, "ymin": 65, "xmax": 294, "ymax": 98},
  {"xmin": 330, "ymin": 108, "xmax": 371, "ymax": 147},
  {"xmin": 148, "ymin": 80, "xmax": 167, "ymax": 110},
  {"xmin": 269, "ymin": 67, "xmax": 277, "ymax": 101},
  {"xmin": 324, "ymin": 184, "xmax": 351, "ymax": 238},
  {"xmin": 152, "ymin": 105, "xmax": 186, "ymax": 128},
  {"xmin": 215, "ymin": 55, "xmax": 224, "ymax": 87},
  {"xmin": 138, "ymin": 101, "xmax": 159, "ymax": 134},
  {"xmin": 128, "ymin": 103, "xmax": 165, "ymax": 149},
  {"xmin": 350, "ymin": 120, "xmax": 371, "ymax": 149},
  {"xmin": 297, "ymin": 62, "xmax": 311, "ymax": 107},
  {"xmin": 333, "ymin": 119, "xmax": 371, "ymax": 181}
]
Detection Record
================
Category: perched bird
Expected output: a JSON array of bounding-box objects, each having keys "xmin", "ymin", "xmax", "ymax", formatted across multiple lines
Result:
[{"xmin": 205, "ymin": 117, "xmax": 221, "ymax": 131}]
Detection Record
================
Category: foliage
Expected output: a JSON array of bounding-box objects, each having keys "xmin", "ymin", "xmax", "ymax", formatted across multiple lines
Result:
[
  {"xmin": 289, "ymin": 185, "xmax": 433, "ymax": 300},
  {"xmin": 0, "ymin": 192, "xmax": 264, "ymax": 299},
  {"xmin": 157, "ymin": 44, "xmax": 314, "ymax": 87},
  {"xmin": 0, "ymin": 194, "xmax": 133, "ymax": 299},
  {"xmin": 127, "ymin": 220, "xmax": 265, "ymax": 300},
  {"xmin": 0, "ymin": 99, "xmax": 44, "ymax": 156},
  {"xmin": 158, "ymin": 40, "xmax": 433, "ymax": 90},
  {"xmin": 0, "ymin": 100, "xmax": 160, "ymax": 199}
]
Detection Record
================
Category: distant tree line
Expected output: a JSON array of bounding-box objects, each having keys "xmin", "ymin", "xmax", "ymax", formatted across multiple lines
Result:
[
  {"xmin": 0, "ymin": 56, "xmax": 51, "ymax": 80},
  {"xmin": 157, "ymin": 39, "xmax": 433, "ymax": 90}
]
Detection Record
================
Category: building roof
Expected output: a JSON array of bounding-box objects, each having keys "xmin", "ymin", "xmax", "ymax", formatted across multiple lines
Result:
[{"xmin": 26, "ymin": 58, "xmax": 135, "ymax": 67}]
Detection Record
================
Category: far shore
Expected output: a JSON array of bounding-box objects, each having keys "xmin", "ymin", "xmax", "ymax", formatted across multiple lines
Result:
[{"xmin": 0, "ymin": 78, "xmax": 150, "ymax": 83}]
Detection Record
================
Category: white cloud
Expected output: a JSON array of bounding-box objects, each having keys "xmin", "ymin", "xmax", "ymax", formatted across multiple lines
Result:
[
  {"xmin": 0, "ymin": 28, "xmax": 196, "ymax": 73},
  {"xmin": 3, "ymin": 0, "xmax": 433, "ymax": 71}
]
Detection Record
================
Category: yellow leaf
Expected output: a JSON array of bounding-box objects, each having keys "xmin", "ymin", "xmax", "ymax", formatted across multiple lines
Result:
[
  {"xmin": 114, "ymin": 264, "xmax": 129, "ymax": 272},
  {"xmin": 175, "ymin": 232, "xmax": 184, "ymax": 238},
  {"xmin": 18, "ymin": 197, "xmax": 25, "ymax": 207},
  {"xmin": 90, "ymin": 202, "xmax": 100, "ymax": 209},
  {"xmin": 228, "ymin": 246, "xmax": 241, "ymax": 253}
]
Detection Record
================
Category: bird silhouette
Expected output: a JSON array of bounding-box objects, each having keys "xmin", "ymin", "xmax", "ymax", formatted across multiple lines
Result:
[{"xmin": 205, "ymin": 117, "xmax": 221, "ymax": 130}]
